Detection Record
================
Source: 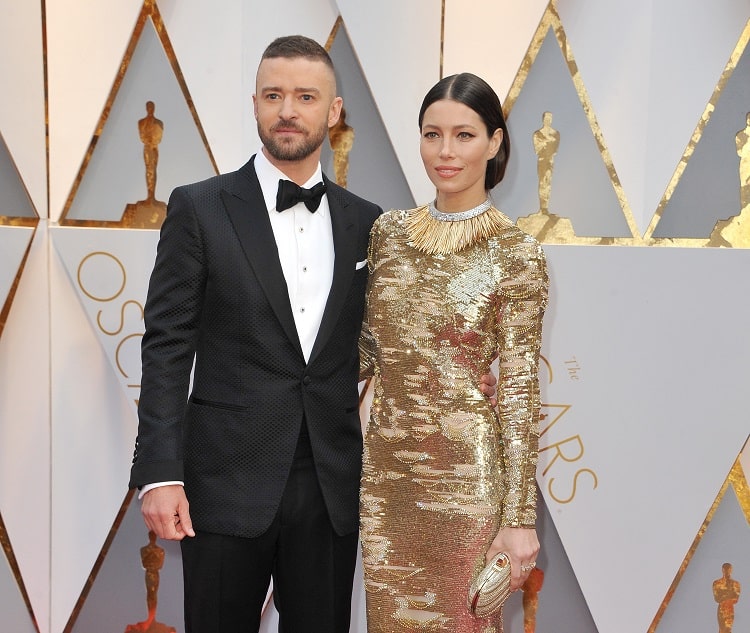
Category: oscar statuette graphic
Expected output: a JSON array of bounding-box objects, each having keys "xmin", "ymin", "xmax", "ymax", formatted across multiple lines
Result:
[
  {"xmin": 517, "ymin": 111, "xmax": 576, "ymax": 241},
  {"xmin": 709, "ymin": 112, "xmax": 750, "ymax": 246},
  {"xmin": 534, "ymin": 111, "xmax": 559, "ymax": 215},
  {"xmin": 521, "ymin": 565, "xmax": 544, "ymax": 633},
  {"xmin": 328, "ymin": 107, "xmax": 355, "ymax": 189},
  {"xmin": 124, "ymin": 531, "xmax": 176, "ymax": 633},
  {"xmin": 712, "ymin": 562, "xmax": 741, "ymax": 633},
  {"xmin": 122, "ymin": 101, "xmax": 167, "ymax": 229}
]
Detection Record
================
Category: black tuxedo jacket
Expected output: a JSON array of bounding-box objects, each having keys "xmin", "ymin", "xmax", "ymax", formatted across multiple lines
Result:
[{"xmin": 129, "ymin": 156, "xmax": 381, "ymax": 537}]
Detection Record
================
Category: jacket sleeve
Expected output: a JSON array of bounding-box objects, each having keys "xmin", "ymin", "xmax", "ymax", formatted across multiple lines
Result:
[{"xmin": 129, "ymin": 185, "xmax": 207, "ymax": 488}]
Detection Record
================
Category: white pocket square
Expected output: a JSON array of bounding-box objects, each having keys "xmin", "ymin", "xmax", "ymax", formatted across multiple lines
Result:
[{"xmin": 355, "ymin": 259, "xmax": 367, "ymax": 270}]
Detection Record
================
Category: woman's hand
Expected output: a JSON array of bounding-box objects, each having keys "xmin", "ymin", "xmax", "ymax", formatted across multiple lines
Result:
[
  {"xmin": 479, "ymin": 372, "xmax": 497, "ymax": 406},
  {"xmin": 485, "ymin": 526, "xmax": 539, "ymax": 592}
]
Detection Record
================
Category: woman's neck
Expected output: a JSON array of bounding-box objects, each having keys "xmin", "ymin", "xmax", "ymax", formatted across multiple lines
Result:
[{"xmin": 433, "ymin": 191, "xmax": 489, "ymax": 214}]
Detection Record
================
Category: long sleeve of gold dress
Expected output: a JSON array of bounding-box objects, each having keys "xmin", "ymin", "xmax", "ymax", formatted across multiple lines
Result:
[{"xmin": 359, "ymin": 204, "xmax": 548, "ymax": 632}]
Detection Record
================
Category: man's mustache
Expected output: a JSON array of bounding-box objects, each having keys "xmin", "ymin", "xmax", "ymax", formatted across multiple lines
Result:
[{"xmin": 271, "ymin": 120, "xmax": 305, "ymax": 133}]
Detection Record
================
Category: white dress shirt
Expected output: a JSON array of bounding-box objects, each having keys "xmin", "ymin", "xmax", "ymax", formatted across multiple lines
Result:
[
  {"xmin": 140, "ymin": 150, "xmax": 335, "ymax": 497},
  {"xmin": 254, "ymin": 149, "xmax": 335, "ymax": 362}
]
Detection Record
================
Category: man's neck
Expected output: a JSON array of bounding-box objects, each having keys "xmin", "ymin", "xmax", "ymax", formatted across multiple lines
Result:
[{"xmin": 262, "ymin": 147, "xmax": 321, "ymax": 185}]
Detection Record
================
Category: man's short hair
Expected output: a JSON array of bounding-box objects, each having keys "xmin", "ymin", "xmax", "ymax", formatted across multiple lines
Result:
[{"xmin": 261, "ymin": 35, "xmax": 335, "ymax": 73}]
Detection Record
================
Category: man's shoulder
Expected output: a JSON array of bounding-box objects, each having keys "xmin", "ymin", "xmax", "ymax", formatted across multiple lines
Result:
[
  {"xmin": 177, "ymin": 164, "xmax": 250, "ymax": 196},
  {"xmin": 325, "ymin": 179, "xmax": 382, "ymax": 217},
  {"xmin": 174, "ymin": 157, "xmax": 256, "ymax": 197}
]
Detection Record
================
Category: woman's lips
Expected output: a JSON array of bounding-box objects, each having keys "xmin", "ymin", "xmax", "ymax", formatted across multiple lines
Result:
[{"xmin": 435, "ymin": 166, "xmax": 461, "ymax": 177}]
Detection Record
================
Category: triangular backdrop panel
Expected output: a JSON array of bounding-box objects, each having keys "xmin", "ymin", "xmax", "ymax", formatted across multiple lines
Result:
[
  {"xmin": 539, "ymin": 244, "xmax": 750, "ymax": 633},
  {"xmin": 67, "ymin": 493, "xmax": 183, "ymax": 633},
  {"xmin": 502, "ymin": 495, "xmax": 599, "ymax": 632},
  {"xmin": 52, "ymin": 228, "xmax": 160, "ymax": 412},
  {"xmin": 655, "ymin": 471, "xmax": 750, "ymax": 632},
  {"xmin": 493, "ymin": 27, "xmax": 632, "ymax": 238},
  {"xmin": 63, "ymin": 13, "xmax": 215, "ymax": 223},
  {"xmin": 0, "ymin": 132, "xmax": 36, "ymax": 218},
  {"xmin": 652, "ymin": 34, "xmax": 750, "ymax": 239},
  {"xmin": 0, "ymin": 514, "xmax": 37, "ymax": 633},
  {"xmin": 321, "ymin": 22, "xmax": 415, "ymax": 211},
  {"xmin": 0, "ymin": 226, "xmax": 35, "ymax": 331}
]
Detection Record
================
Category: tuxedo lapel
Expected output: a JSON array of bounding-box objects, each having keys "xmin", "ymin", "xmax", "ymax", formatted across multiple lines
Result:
[
  {"xmin": 308, "ymin": 176, "xmax": 359, "ymax": 365},
  {"xmin": 220, "ymin": 157, "xmax": 304, "ymax": 360}
]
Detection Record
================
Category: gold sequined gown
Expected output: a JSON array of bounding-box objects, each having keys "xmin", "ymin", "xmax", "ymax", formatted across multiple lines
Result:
[{"xmin": 359, "ymin": 205, "xmax": 548, "ymax": 632}]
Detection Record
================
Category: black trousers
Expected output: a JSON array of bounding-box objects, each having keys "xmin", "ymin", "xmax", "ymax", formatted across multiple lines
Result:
[{"xmin": 180, "ymin": 428, "xmax": 359, "ymax": 633}]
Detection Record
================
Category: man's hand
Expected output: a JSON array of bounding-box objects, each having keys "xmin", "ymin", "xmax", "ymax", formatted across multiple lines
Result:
[
  {"xmin": 141, "ymin": 485, "xmax": 195, "ymax": 540},
  {"xmin": 480, "ymin": 372, "xmax": 497, "ymax": 407}
]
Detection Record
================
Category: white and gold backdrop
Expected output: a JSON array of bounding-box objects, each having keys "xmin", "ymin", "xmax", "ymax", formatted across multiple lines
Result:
[{"xmin": 0, "ymin": 1, "xmax": 748, "ymax": 632}]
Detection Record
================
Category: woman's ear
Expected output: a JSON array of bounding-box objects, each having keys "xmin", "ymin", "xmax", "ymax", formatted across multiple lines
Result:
[{"xmin": 488, "ymin": 128, "xmax": 503, "ymax": 159}]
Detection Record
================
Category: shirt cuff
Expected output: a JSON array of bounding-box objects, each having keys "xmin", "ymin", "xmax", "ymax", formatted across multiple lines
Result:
[{"xmin": 138, "ymin": 481, "xmax": 184, "ymax": 500}]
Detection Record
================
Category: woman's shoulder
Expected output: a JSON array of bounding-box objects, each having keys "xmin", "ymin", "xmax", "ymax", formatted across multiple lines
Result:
[
  {"xmin": 488, "ymin": 218, "xmax": 545, "ymax": 256},
  {"xmin": 372, "ymin": 207, "xmax": 416, "ymax": 232}
]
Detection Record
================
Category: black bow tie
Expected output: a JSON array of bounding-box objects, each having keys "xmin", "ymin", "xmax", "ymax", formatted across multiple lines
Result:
[{"xmin": 276, "ymin": 179, "xmax": 327, "ymax": 213}]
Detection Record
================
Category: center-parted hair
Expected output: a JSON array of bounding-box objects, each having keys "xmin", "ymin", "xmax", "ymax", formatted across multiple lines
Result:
[{"xmin": 418, "ymin": 73, "xmax": 510, "ymax": 189}]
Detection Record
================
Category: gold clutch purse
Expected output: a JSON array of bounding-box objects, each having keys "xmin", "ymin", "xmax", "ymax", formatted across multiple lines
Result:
[{"xmin": 467, "ymin": 551, "xmax": 511, "ymax": 618}]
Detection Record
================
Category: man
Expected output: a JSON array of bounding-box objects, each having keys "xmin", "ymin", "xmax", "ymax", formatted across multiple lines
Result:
[{"xmin": 130, "ymin": 35, "xmax": 496, "ymax": 632}]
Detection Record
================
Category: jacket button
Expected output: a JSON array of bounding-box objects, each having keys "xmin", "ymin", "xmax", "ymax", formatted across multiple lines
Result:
[{"xmin": 303, "ymin": 376, "xmax": 311, "ymax": 385}]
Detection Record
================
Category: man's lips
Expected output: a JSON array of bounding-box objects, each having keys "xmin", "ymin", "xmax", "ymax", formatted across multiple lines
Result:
[{"xmin": 273, "ymin": 125, "xmax": 303, "ymax": 134}]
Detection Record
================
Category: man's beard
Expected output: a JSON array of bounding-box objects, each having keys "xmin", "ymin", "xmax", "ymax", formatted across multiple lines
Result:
[{"xmin": 259, "ymin": 118, "xmax": 329, "ymax": 162}]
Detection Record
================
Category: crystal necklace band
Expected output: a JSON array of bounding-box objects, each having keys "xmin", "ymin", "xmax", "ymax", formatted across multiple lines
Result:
[{"xmin": 428, "ymin": 198, "xmax": 492, "ymax": 221}]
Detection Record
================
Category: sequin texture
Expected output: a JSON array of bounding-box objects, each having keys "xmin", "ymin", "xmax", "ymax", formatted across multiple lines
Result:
[{"xmin": 359, "ymin": 207, "xmax": 548, "ymax": 632}]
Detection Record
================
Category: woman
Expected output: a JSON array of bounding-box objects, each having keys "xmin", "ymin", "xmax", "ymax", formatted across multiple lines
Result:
[{"xmin": 359, "ymin": 73, "xmax": 548, "ymax": 632}]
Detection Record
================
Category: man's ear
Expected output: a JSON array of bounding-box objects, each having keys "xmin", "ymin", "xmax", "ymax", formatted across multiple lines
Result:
[{"xmin": 328, "ymin": 96, "xmax": 344, "ymax": 128}]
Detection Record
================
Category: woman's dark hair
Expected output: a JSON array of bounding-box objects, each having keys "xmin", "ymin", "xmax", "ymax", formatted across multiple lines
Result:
[{"xmin": 418, "ymin": 73, "xmax": 510, "ymax": 188}]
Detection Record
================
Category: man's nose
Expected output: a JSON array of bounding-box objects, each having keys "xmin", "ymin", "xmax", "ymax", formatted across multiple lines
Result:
[{"xmin": 279, "ymin": 97, "xmax": 297, "ymax": 119}]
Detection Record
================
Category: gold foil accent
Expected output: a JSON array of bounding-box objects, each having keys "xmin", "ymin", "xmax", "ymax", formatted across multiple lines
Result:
[
  {"xmin": 440, "ymin": 0, "xmax": 446, "ymax": 79},
  {"xmin": 0, "ymin": 512, "xmax": 38, "ymax": 629},
  {"xmin": 0, "ymin": 130, "xmax": 41, "ymax": 225},
  {"xmin": 517, "ymin": 110, "xmax": 582, "ymax": 242},
  {"xmin": 124, "ymin": 531, "xmax": 176, "ymax": 633},
  {"xmin": 42, "ymin": 0, "xmax": 50, "ymax": 217},
  {"xmin": 64, "ymin": 489, "xmax": 135, "ymax": 632},
  {"xmin": 707, "ymin": 112, "xmax": 750, "ymax": 246},
  {"xmin": 328, "ymin": 107, "xmax": 355, "ymax": 188},
  {"xmin": 120, "ymin": 100, "xmax": 167, "ymax": 229},
  {"xmin": 713, "ymin": 562, "xmax": 741, "ymax": 633},
  {"xmin": 521, "ymin": 567, "xmax": 544, "ymax": 633},
  {"xmin": 324, "ymin": 15, "xmax": 343, "ymax": 52},
  {"xmin": 504, "ymin": 1, "xmax": 641, "ymax": 244},
  {"xmin": 647, "ymin": 20, "xmax": 750, "ymax": 245},
  {"xmin": 59, "ymin": 0, "xmax": 218, "ymax": 227},
  {"xmin": 647, "ymin": 458, "xmax": 750, "ymax": 632},
  {"xmin": 533, "ymin": 111, "xmax": 558, "ymax": 215},
  {"xmin": 0, "ymin": 226, "xmax": 37, "ymax": 340}
]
